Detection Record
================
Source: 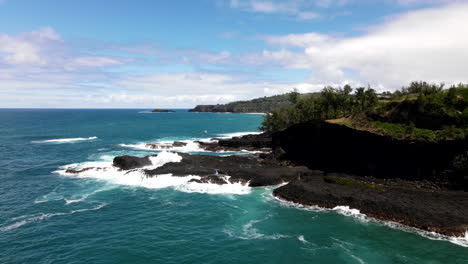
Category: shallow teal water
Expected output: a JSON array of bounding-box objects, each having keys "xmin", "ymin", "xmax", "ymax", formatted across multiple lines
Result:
[{"xmin": 0, "ymin": 109, "xmax": 466, "ymax": 264}]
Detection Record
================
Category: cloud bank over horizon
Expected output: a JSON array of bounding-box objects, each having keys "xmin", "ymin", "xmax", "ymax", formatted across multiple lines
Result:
[{"xmin": 0, "ymin": 0, "xmax": 467, "ymax": 108}]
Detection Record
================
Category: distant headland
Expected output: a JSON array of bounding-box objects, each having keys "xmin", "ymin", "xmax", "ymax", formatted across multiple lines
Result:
[{"xmin": 151, "ymin": 109, "xmax": 176, "ymax": 113}]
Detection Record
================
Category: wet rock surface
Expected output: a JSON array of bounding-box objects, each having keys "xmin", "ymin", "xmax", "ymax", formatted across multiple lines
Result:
[
  {"xmin": 107, "ymin": 128, "xmax": 468, "ymax": 237},
  {"xmin": 145, "ymin": 141, "xmax": 187, "ymax": 150},
  {"xmin": 113, "ymin": 155, "xmax": 153, "ymax": 170},
  {"xmin": 144, "ymin": 153, "xmax": 310, "ymax": 187},
  {"xmin": 273, "ymin": 175, "xmax": 468, "ymax": 237}
]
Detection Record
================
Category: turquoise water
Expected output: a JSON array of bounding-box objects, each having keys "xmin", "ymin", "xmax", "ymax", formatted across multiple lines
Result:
[{"xmin": 0, "ymin": 109, "xmax": 466, "ymax": 264}]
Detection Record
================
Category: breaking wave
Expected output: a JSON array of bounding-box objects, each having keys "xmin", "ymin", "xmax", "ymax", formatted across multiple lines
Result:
[
  {"xmin": 33, "ymin": 137, "xmax": 98, "ymax": 144},
  {"xmin": 216, "ymin": 131, "xmax": 262, "ymax": 138},
  {"xmin": 0, "ymin": 203, "xmax": 107, "ymax": 232},
  {"xmin": 119, "ymin": 131, "xmax": 263, "ymax": 154},
  {"xmin": 120, "ymin": 140, "xmax": 206, "ymax": 153},
  {"xmin": 54, "ymin": 152, "xmax": 251, "ymax": 195}
]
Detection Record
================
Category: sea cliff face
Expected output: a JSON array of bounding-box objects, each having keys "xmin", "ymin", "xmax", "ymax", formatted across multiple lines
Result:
[{"xmin": 273, "ymin": 121, "xmax": 468, "ymax": 185}]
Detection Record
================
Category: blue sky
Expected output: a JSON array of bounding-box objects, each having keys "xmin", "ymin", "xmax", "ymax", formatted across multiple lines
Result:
[{"xmin": 0, "ymin": 0, "xmax": 467, "ymax": 108}]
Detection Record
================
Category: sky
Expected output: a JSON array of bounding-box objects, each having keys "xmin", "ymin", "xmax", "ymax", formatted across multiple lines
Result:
[{"xmin": 1, "ymin": 0, "xmax": 468, "ymax": 108}]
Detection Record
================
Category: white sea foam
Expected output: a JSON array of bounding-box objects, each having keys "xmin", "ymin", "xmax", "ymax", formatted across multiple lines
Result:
[
  {"xmin": 120, "ymin": 140, "xmax": 207, "ymax": 153},
  {"xmin": 332, "ymin": 206, "xmax": 368, "ymax": 222},
  {"xmin": 119, "ymin": 131, "xmax": 265, "ymax": 154},
  {"xmin": 64, "ymin": 187, "xmax": 113, "ymax": 204},
  {"xmin": 0, "ymin": 203, "xmax": 107, "ymax": 232},
  {"xmin": 224, "ymin": 218, "xmax": 289, "ymax": 240},
  {"xmin": 216, "ymin": 131, "xmax": 262, "ymax": 138},
  {"xmin": 33, "ymin": 136, "xmax": 98, "ymax": 144},
  {"xmin": 55, "ymin": 152, "xmax": 251, "ymax": 195},
  {"xmin": 274, "ymin": 196, "xmax": 468, "ymax": 247},
  {"xmin": 298, "ymin": 235, "xmax": 309, "ymax": 244}
]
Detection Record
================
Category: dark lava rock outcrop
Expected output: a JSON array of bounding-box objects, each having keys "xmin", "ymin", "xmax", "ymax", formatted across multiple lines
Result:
[
  {"xmin": 145, "ymin": 141, "xmax": 187, "ymax": 150},
  {"xmin": 218, "ymin": 133, "xmax": 272, "ymax": 149},
  {"xmin": 273, "ymin": 175, "xmax": 468, "ymax": 237},
  {"xmin": 273, "ymin": 121, "xmax": 468, "ymax": 187},
  {"xmin": 144, "ymin": 153, "xmax": 310, "ymax": 187},
  {"xmin": 197, "ymin": 133, "xmax": 272, "ymax": 152},
  {"xmin": 113, "ymin": 155, "xmax": 153, "ymax": 170}
]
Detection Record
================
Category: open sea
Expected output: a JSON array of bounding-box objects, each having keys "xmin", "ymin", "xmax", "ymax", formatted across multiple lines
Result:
[{"xmin": 0, "ymin": 109, "xmax": 467, "ymax": 264}]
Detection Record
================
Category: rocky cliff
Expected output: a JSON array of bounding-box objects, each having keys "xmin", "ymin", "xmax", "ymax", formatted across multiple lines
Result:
[{"xmin": 273, "ymin": 121, "xmax": 468, "ymax": 186}]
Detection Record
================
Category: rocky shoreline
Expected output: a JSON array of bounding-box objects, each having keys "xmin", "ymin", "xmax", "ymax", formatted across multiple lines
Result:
[{"xmin": 70, "ymin": 128, "xmax": 468, "ymax": 238}]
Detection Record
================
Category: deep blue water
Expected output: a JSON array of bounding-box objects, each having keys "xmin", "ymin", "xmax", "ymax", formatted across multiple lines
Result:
[{"xmin": 0, "ymin": 109, "xmax": 467, "ymax": 264}]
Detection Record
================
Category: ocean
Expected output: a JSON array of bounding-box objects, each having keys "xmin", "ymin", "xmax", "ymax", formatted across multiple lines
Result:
[{"xmin": 0, "ymin": 109, "xmax": 466, "ymax": 264}]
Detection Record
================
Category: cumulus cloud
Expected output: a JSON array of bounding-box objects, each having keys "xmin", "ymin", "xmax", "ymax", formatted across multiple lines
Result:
[
  {"xmin": 259, "ymin": 2, "xmax": 468, "ymax": 89},
  {"xmin": 0, "ymin": 70, "xmax": 315, "ymax": 108},
  {"xmin": 0, "ymin": 27, "xmax": 130, "ymax": 70}
]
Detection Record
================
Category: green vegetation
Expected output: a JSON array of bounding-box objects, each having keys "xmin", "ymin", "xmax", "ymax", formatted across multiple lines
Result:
[
  {"xmin": 324, "ymin": 176, "xmax": 384, "ymax": 192},
  {"xmin": 261, "ymin": 81, "xmax": 468, "ymax": 142},
  {"xmin": 371, "ymin": 121, "xmax": 466, "ymax": 141},
  {"xmin": 189, "ymin": 91, "xmax": 315, "ymax": 113},
  {"xmin": 261, "ymin": 85, "xmax": 379, "ymax": 132}
]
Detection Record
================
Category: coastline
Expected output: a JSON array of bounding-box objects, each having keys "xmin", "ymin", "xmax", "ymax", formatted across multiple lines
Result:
[
  {"xmin": 272, "ymin": 195, "xmax": 468, "ymax": 248},
  {"xmin": 54, "ymin": 126, "xmax": 468, "ymax": 247}
]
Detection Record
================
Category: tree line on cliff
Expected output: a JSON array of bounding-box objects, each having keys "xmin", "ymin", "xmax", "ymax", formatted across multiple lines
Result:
[
  {"xmin": 261, "ymin": 82, "xmax": 468, "ymax": 135},
  {"xmin": 261, "ymin": 82, "xmax": 468, "ymax": 178}
]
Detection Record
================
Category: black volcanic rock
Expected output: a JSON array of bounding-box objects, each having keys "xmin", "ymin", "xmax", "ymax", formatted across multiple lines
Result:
[
  {"xmin": 144, "ymin": 153, "xmax": 310, "ymax": 187},
  {"xmin": 273, "ymin": 121, "xmax": 468, "ymax": 186},
  {"xmin": 218, "ymin": 133, "xmax": 272, "ymax": 149},
  {"xmin": 188, "ymin": 175, "xmax": 229, "ymax": 185},
  {"xmin": 113, "ymin": 155, "xmax": 153, "ymax": 170},
  {"xmin": 273, "ymin": 176, "xmax": 468, "ymax": 237},
  {"xmin": 145, "ymin": 141, "xmax": 187, "ymax": 150},
  {"xmin": 151, "ymin": 109, "xmax": 175, "ymax": 113}
]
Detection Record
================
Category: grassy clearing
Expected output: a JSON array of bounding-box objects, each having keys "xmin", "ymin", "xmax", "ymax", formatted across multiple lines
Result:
[
  {"xmin": 324, "ymin": 176, "xmax": 384, "ymax": 192},
  {"xmin": 328, "ymin": 118, "xmax": 466, "ymax": 142}
]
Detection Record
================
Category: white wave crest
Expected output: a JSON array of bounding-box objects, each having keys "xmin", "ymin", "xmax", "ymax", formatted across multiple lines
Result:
[
  {"xmin": 119, "ymin": 134, "xmax": 266, "ymax": 155},
  {"xmin": 55, "ymin": 152, "xmax": 251, "ymax": 195},
  {"xmin": 33, "ymin": 136, "xmax": 98, "ymax": 144},
  {"xmin": 0, "ymin": 203, "xmax": 107, "ymax": 232},
  {"xmin": 120, "ymin": 140, "xmax": 206, "ymax": 153},
  {"xmin": 332, "ymin": 206, "xmax": 368, "ymax": 222},
  {"xmin": 216, "ymin": 131, "xmax": 262, "ymax": 138},
  {"xmin": 298, "ymin": 235, "xmax": 309, "ymax": 244}
]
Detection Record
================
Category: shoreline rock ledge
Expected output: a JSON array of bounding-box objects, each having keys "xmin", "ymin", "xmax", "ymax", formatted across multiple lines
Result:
[{"xmin": 89, "ymin": 129, "xmax": 468, "ymax": 238}]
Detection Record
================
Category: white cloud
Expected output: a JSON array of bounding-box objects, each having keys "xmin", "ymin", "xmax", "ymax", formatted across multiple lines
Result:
[
  {"xmin": 396, "ymin": 0, "xmax": 466, "ymax": 5},
  {"xmin": 68, "ymin": 56, "xmax": 127, "ymax": 68},
  {"xmin": 228, "ymin": 0, "xmax": 320, "ymax": 20},
  {"xmin": 0, "ymin": 33, "xmax": 44, "ymax": 65},
  {"xmin": 262, "ymin": 32, "xmax": 331, "ymax": 48},
  {"xmin": 297, "ymin": 12, "xmax": 320, "ymax": 20},
  {"xmin": 260, "ymin": 2, "xmax": 468, "ymax": 90},
  {"xmin": 0, "ymin": 70, "xmax": 319, "ymax": 108},
  {"xmin": 0, "ymin": 27, "xmax": 130, "ymax": 70}
]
